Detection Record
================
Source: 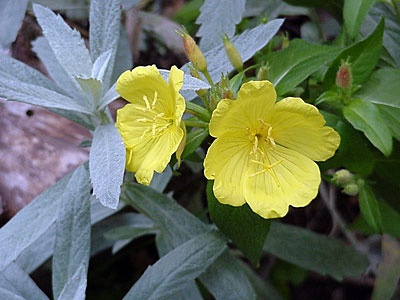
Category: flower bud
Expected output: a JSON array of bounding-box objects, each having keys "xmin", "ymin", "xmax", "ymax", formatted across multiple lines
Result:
[
  {"xmin": 257, "ymin": 63, "xmax": 269, "ymax": 81},
  {"xmin": 333, "ymin": 169, "xmax": 354, "ymax": 186},
  {"xmin": 177, "ymin": 28, "xmax": 207, "ymax": 72},
  {"xmin": 343, "ymin": 183, "xmax": 359, "ymax": 196},
  {"xmin": 281, "ymin": 33, "xmax": 289, "ymax": 50},
  {"xmin": 222, "ymin": 34, "xmax": 243, "ymax": 71},
  {"xmin": 219, "ymin": 74, "xmax": 234, "ymax": 100},
  {"xmin": 336, "ymin": 60, "xmax": 352, "ymax": 90}
]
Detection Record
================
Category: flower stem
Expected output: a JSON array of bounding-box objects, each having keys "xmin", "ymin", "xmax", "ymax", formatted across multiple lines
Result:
[
  {"xmin": 202, "ymin": 69, "xmax": 214, "ymax": 86},
  {"xmin": 183, "ymin": 120, "xmax": 208, "ymax": 128}
]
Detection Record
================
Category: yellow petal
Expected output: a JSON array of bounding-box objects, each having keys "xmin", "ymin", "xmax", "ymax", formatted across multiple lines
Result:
[
  {"xmin": 175, "ymin": 122, "xmax": 187, "ymax": 167},
  {"xmin": 244, "ymin": 145, "xmax": 320, "ymax": 219},
  {"xmin": 204, "ymin": 132, "xmax": 251, "ymax": 206},
  {"xmin": 209, "ymin": 80, "xmax": 276, "ymax": 137},
  {"xmin": 168, "ymin": 66, "xmax": 186, "ymax": 121},
  {"xmin": 271, "ymin": 97, "xmax": 340, "ymax": 161}
]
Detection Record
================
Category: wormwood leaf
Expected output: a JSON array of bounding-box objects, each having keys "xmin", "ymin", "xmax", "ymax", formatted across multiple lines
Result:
[
  {"xmin": 0, "ymin": 0, "xmax": 28, "ymax": 50},
  {"xmin": 122, "ymin": 231, "xmax": 227, "ymax": 300},
  {"xmin": 264, "ymin": 222, "xmax": 369, "ymax": 280},
  {"xmin": 52, "ymin": 165, "xmax": 91, "ymax": 299},
  {"xmin": 343, "ymin": 0, "xmax": 375, "ymax": 40},
  {"xmin": 33, "ymin": 4, "xmax": 92, "ymax": 79},
  {"xmin": 207, "ymin": 181, "xmax": 271, "ymax": 266},
  {"xmin": 0, "ymin": 288, "xmax": 25, "ymax": 300},
  {"xmin": 196, "ymin": 0, "xmax": 246, "ymax": 51},
  {"xmin": 343, "ymin": 98, "xmax": 392, "ymax": 156},
  {"xmin": 57, "ymin": 265, "xmax": 87, "ymax": 300},
  {"xmin": 90, "ymin": 124, "xmax": 126, "ymax": 209},
  {"xmin": 159, "ymin": 69, "xmax": 211, "ymax": 90}
]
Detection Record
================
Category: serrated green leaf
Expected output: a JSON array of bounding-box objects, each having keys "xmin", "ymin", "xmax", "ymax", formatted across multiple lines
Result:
[
  {"xmin": 0, "ymin": 0, "xmax": 28, "ymax": 50},
  {"xmin": 343, "ymin": 98, "xmax": 392, "ymax": 156},
  {"xmin": 343, "ymin": 0, "xmax": 375, "ymax": 39},
  {"xmin": 356, "ymin": 68, "xmax": 400, "ymax": 141},
  {"xmin": 282, "ymin": 0, "xmax": 343, "ymax": 21},
  {"xmin": 361, "ymin": 2, "xmax": 400, "ymax": 67},
  {"xmin": 264, "ymin": 222, "xmax": 369, "ymax": 280},
  {"xmin": 0, "ymin": 263, "xmax": 49, "ymax": 300},
  {"xmin": 372, "ymin": 235, "xmax": 400, "ymax": 300},
  {"xmin": 57, "ymin": 265, "xmax": 87, "ymax": 300},
  {"xmin": 89, "ymin": 0, "xmax": 121, "ymax": 90},
  {"xmin": 33, "ymin": 4, "xmax": 92, "ymax": 79},
  {"xmin": 0, "ymin": 172, "xmax": 72, "ymax": 272},
  {"xmin": 123, "ymin": 231, "xmax": 226, "ymax": 300},
  {"xmin": 182, "ymin": 128, "xmax": 209, "ymax": 159},
  {"xmin": 207, "ymin": 181, "xmax": 270, "ymax": 265},
  {"xmin": 0, "ymin": 77, "xmax": 91, "ymax": 114},
  {"xmin": 123, "ymin": 183, "xmax": 256, "ymax": 300},
  {"xmin": 324, "ymin": 19, "xmax": 384, "ymax": 89},
  {"xmin": 359, "ymin": 183, "xmax": 382, "ymax": 233},
  {"xmin": 52, "ymin": 165, "xmax": 91, "ymax": 299},
  {"xmin": 268, "ymin": 39, "xmax": 340, "ymax": 96},
  {"xmin": 196, "ymin": 0, "xmax": 246, "ymax": 51},
  {"xmin": 90, "ymin": 124, "xmax": 126, "ymax": 209}
]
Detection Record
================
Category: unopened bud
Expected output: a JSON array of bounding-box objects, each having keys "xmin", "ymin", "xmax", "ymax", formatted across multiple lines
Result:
[
  {"xmin": 257, "ymin": 63, "xmax": 269, "ymax": 81},
  {"xmin": 177, "ymin": 28, "xmax": 207, "ymax": 72},
  {"xmin": 188, "ymin": 65, "xmax": 207, "ymax": 97},
  {"xmin": 210, "ymin": 85, "xmax": 221, "ymax": 111},
  {"xmin": 336, "ymin": 60, "xmax": 352, "ymax": 90},
  {"xmin": 281, "ymin": 33, "xmax": 289, "ymax": 49},
  {"xmin": 219, "ymin": 74, "xmax": 235, "ymax": 100},
  {"xmin": 343, "ymin": 183, "xmax": 359, "ymax": 196},
  {"xmin": 222, "ymin": 34, "xmax": 243, "ymax": 71},
  {"xmin": 333, "ymin": 169, "xmax": 354, "ymax": 186}
]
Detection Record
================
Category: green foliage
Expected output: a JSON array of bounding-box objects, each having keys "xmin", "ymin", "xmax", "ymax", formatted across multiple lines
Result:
[
  {"xmin": 343, "ymin": 0, "xmax": 375, "ymax": 40},
  {"xmin": 207, "ymin": 181, "xmax": 271, "ymax": 265},
  {"xmin": 358, "ymin": 182, "xmax": 383, "ymax": 233}
]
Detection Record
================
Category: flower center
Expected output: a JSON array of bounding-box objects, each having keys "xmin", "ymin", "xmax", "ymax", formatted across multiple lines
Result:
[
  {"xmin": 247, "ymin": 118, "xmax": 283, "ymax": 187},
  {"xmin": 133, "ymin": 91, "xmax": 175, "ymax": 139}
]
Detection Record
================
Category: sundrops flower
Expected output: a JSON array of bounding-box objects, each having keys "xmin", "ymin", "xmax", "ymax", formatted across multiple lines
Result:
[
  {"xmin": 204, "ymin": 81, "xmax": 340, "ymax": 219},
  {"xmin": 116, "ymin": 65, "xmax": 185, "ymax": 185}
]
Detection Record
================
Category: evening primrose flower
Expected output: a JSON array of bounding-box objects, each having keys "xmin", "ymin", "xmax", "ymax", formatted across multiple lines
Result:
[
  {"xmin": 116, "ymin": 65, "xmax": 185, "ymax": 185},
  {"xmin": 204, "ymin": 81, "xmax": 340, "ymax": 219}
]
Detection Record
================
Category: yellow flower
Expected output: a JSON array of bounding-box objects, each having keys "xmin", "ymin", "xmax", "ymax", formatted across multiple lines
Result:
[
  {"xmin": 204, "ymin": 81, "xmax": 340, "ymax": 219},
  {"xmin": 116, "ymin": 65, "xmax": 185, "ymax": 185}
]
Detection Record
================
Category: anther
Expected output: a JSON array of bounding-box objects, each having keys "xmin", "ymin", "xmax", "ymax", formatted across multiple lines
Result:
[{"xmin": 152, "ymin": 91, "xmax": 158, "ymax": 108}]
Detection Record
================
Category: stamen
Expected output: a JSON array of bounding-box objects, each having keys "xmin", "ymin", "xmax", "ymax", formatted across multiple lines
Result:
[
  {"xmin": 132, "ymin": 105, "xmax": 149, "ymax": 112},
  {"xmin": 156, "ymin": 123, "xmax": 170, "ymax": 133},
  {"xmin": 141, "ymin": 128, "xmax": 150, "ymax": 139},
  {"xmin": 152, "ymin": 123, "xmax": 157, "ymax": 135},
  {"xmin": 258, "ymin": 118, "xmax": 271, "ymax": 127},
  {"xmin": 152, "ymin": 91, "xmax": 158, "ymax": 107},
  {"xmin": 137, "ymin": 118, "xmax": 150, "ymax": 122},
  {"xmin": 143, "ymin": 95, "xmax": 151, "ymax": 109}
]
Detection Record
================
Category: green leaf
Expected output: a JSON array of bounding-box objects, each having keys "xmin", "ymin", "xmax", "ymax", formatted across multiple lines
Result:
[
  {"xmin": 0, "ymin": 263, "xmax": 49, "ymax": 300},
  {"xmin": 361, "ymin": 2, "xmax": 400, "ymax": 67},
  {"xmin": 89, "ymin": 0, "xmax": 121, "ymax": 90},
  {"xmin": 182, "ymin": 128, "xmax": 209, "ymax": 159},
  {"xmin": 207, "ymin": 181, "xmax": 270, "ymax": 265},
  {"xmin": 358, "ymin": 183, "xmax": 382, "ymax": 233},
  {"xmin": 122, "ymin": 231, "xmax": 227, "ymax": 300},
  {"xmin": 268, "ymin": 39, "xmax": 340, "ymax": 96},
  {"xmin": 324, "ymin": 19, "xmax": 384, "ymax": 89},
  {"xmin": 196, "ymin": 0, "xmax": 246, "ymax": 51},
  {"xmin": 0, "ymin": 172, "xmax": 72, "ymax": 272},
  {"xmin": 379, "ymin": 201, "xmax": 400, "ymax": 238},
  {"xmin": 89, "ymin": 124, "xmax": 126, "ymax": 209},
  {"xmin": 264, "ymin": 222, "xmax": 369, "ymax": 280},
  {"xmin": 57, "ymin": 265, "xmax": 87, "ymax": 300},
  {"xmin": 282, "ymin": 0, "xmax": 343, "ymax": 21},
  {"xmin": 0, "ymin": 77, "xmax": 92, "ymax": 114},
  {"xmin": 0, "ymin": 0, "xmax": 28, "ymax": 50},
  {"xmin": 33, "ymin": 4, "xmax": 92, "ymax": 79},
  {"xmin": 52, "ymin": 165, "xmax": 91, "ymax": 299},
  {"xmin": 123, "ymin": 183, "xmax": 256, "ymax": 300},
  {"xmin": 356, "ymin": 68, "xmax": 400, "ymax": 141},
  {"xmin": 343, "ymin": 0, "xmax": 375, "ymax": 40},
  {"xmin": 320, "ymin": 112, "xmax": 374, "ymax": 175},
  {"xmin": 343, "ymin": 98, "xmax": 392, "ymax": 156},
  {"xmin": 372, "ymin": 235, "xmax": 400, "ymax": 300}
]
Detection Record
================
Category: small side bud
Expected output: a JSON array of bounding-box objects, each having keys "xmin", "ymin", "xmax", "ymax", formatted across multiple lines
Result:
[
  {"xmin": 219, "ymin": 74, "xmax": 235, "ymax": 100},
  {"xmin": 222, "ymin": 34, "xmax": 243, "ymax": 71},
  {"xmin": 257, "ymin": 63, "xmax": 269, "ymax": 81},
  {"xmin": 343, "ymin": 183, "xmax": 359, "ymax": 196},
  {"xmin": 336, "ymin": 60, "xmax": 352, "ymax": 90},
  {"xmin": 176, "ymin": 28, "xmax": 207, "ymax": 72},
  {"xmin": 281, "ymin": 32, "xmax": 290, "ymax": 50},
  {"xmin": 333, "ymin": 169, "xmax": 354, "ymax": 186},
  {"xmin": 210, "ymin": 85, "xmax": 221, "ymax": 111},
  {"xmin": 188, "ymin": 65, "xmax": 207, "ymax": 97}
]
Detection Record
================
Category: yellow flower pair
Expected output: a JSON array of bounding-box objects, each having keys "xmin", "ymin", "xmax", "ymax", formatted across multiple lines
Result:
[{"xmin": 116, "ymin": 66, "xmax": 340, "ymax": 218}]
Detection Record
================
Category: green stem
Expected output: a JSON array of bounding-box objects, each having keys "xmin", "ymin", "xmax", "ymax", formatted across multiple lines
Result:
[
  {"xmin": 202, "ymin": 69, "xmax": 214, "ymax": 86},
  {"xmin": 392, "ymin": 0, "xmax": 400, "ymax": 23},
  {"xmin": 183, "ymin": 120, "xmax": 207, "ymax": 128},
  {"xmin": 201, "ymin": 95, "xmax": 212, "ymax": 113}
]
